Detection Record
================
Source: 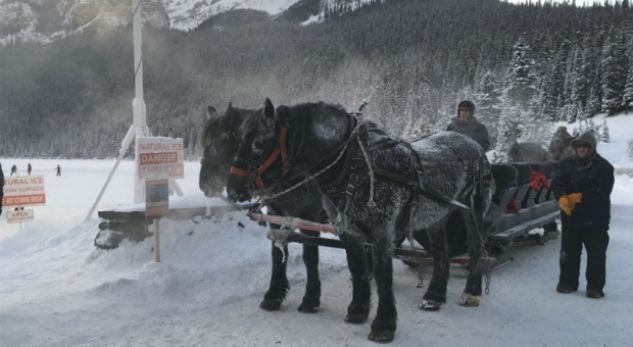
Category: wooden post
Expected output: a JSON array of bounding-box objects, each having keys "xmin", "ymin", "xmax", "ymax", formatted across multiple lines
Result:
[{"xmin": 153, "ymin": 219, "xmax": 161, "ymax": 262}]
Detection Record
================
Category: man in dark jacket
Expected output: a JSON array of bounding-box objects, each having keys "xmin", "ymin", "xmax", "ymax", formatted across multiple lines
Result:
[
  {"xmin": 446, "ymin": 100, "xmax": 490, "ymax": 151},
  {"xmin": 551, "ymin": 131, "xmax": 614, "ymax": 298}
]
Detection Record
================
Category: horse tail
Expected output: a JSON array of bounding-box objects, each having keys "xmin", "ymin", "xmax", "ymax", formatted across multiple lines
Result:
[{"xmin": 470, "ymin": 153, "xmax": 495, "ymax": 238}]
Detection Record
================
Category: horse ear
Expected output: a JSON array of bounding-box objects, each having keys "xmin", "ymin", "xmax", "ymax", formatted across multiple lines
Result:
[
  {"xmin": 264, "ymin": 98, "xmax": 275, "ymax": 122},
  {"xmin": 207, "ymin": 106, "xmax": 217, "ymax": 116},
  {"xmin": 227, "ymin": 102, "xmax": 233, "ymax": 110}
]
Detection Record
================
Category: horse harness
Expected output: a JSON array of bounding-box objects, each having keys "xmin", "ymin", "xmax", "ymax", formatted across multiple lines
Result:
[{"xmin": 227, "ymin": 110, "xmax": 469, "ymax": 212}]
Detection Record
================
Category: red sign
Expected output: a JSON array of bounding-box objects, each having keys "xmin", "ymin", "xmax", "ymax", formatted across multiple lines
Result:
[
  {"xmin": 3, "ymin": 194, "xmax": 46, "ymax": 206},
  {"xmin": 137, "ymin": 137, "xmax": 184, "ymax": 179},
  {"xmin": 140, "ymin": 152, "xmax": 178, "ymax": 165},
  {"xmin": 2, "ymin": 175, "xmax": 46, "ymax": 207}
]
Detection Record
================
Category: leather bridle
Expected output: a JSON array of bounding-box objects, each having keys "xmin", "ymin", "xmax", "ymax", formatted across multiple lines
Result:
[{"xmin": 229, "ymin": 127, "xmax": 289, "ymax": 192}]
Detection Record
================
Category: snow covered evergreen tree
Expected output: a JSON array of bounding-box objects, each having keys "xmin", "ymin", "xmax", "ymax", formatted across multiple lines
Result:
[
  {"xmin": 497, "ymin": 38, "xmax": 541, "ymax": 158},
  {"xmin": 600, "ymin": 31, "xmax": 629, "ymax": 114},
  {"xmin": 623, "ymin": 64, "xmax": 633, "ymax": 112},
  {"xmin": 587, "ymin": 80, "xmax": 604, "ymax": 117},
  {"xmin": 494, "ymin": 110, "xmax": 522, "ymax": 162},
  {"xmin": 505, "ymin": 38, "xmax": 538, "ymax": 109},
  {"xmin": 541, "ymin": 39, "xmax": 571, "ymax": 121},
  {"xmin": 475, "ymin": 70, "xmax": 502, "ymax": 145},
  {"xmin": 601, "ymin": 120, "xmax": 611, "ymax": 143}
]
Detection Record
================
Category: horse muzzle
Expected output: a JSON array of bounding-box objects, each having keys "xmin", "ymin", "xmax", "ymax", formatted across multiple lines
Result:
[{"xmin": 226, "ymin": 174, "xmax": 253, "ymax": 202}]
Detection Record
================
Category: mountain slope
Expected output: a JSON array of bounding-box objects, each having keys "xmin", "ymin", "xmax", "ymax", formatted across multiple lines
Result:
[{"xmin": 0, "ymin": 0, "xmax": 378, "ymax": 45}]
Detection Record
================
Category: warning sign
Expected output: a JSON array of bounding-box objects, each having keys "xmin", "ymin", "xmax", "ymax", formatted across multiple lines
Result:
[
  {"xmin": 2, "ymin": 175, "xmax": 46, "ymax": 207},
  {"xmin": 137, "ymin": 137, "xmax": 184, "ymax": 179},
  {"xmin": 7, "ymin": 209, "xmax": 34, "ymax": 224},
  {"xmin": 146, "ymin": 179, "xmax": 169, "ymax": 218}
]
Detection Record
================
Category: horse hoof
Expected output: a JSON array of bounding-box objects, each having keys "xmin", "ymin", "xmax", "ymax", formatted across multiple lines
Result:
[
  {"xmin": 459, "ymin": 293, "xmax": 480, "ymax": 307},
  {"xmin": 368, "ymin": 330, "xmax": 395, "ymax": 343},
  {"xmin": 345, "ymin": 312, "xmax": 369, "ymax": 324},
  {"xmin": 297, "ymin": 302, "xmax": 320, "ymax": 313},
  {"xmin": 259, "ymin": 298, "xmax": 282, "ymax": 311},
  {"xmin": 419, "ymin": 299, "xmax": 442, "ymax": 311}
]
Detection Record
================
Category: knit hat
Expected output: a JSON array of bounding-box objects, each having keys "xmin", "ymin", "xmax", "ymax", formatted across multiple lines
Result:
[
  {"xmin": 571, "ymin": 131, "xmax": 597, "ymax": 151},
  {"xmin": 458, "ymin": 100, "xmax": 475, "ymax": 115}
]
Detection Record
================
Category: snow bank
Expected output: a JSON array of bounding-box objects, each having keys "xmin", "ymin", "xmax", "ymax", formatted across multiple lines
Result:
[{"xmin": 2, "ymin": 112, "xmax": 633, "ymax": 345}]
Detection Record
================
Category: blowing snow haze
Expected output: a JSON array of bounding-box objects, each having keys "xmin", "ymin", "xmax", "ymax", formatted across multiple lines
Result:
[{"xmin": 0, "ymin": 0, "xmax": 632, "ymax": 159}]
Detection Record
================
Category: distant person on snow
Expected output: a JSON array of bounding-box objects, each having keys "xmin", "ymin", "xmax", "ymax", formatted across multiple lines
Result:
[
  {"xmin": 551, "ymin": 131, "xmax": 614, "ymax": 299},
  {"xmin": 56, "ymin": 164, "xmax": 61, "ymax": 177},
  {"xmin": 0, "ymin": 163, "xmax": 4, "ymax": 216},
  {"xmin": 10, "ymin": 164, "xmax": 17, "ymax": 176},
  {"xmin": 27, "ymin": 163, "xmax": 32, "ymax": 175},
  {"xmin": 446, "ymin": 100, "xmax": 491, "ymax": 151}
]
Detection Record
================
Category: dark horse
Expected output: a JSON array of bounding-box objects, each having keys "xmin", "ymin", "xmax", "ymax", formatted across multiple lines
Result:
[
  {"xmin": 226, "ymin": 99, "xmax": 494, "ymax": 343},
  {"xmin": 199, "ymin": 103, "xmax": 327, "ymax": 313}
]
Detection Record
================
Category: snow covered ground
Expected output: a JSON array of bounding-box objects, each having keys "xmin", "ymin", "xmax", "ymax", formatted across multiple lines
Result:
[{"xmin": 1, "ymin": 115, "xmax": 633, "ymax": 346}]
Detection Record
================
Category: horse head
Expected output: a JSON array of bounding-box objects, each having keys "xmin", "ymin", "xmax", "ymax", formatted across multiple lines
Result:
[
  {"xmin": 226, "ymin": 98, "xmax": 353, "ymax": 202},
  {"xmin": 199, "ymin": 102, "xmax": 261, "ymax": 197},
  {"xmin": 226, "ymin": 98, "xmax": 281, "ymax": 202}
]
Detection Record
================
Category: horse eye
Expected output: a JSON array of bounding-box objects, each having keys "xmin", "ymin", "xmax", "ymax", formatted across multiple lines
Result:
[{"xmin": 252, "ymin": 140, "xmax": 264, "ymax": 150}]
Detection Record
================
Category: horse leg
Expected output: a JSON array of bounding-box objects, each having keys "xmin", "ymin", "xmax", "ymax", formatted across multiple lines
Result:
[
  {"xmin": 462, "ymin": 158, "xmax": 494, "ymax": 306},
  {"xmin": 340, "ymin": 233, "xmax": 371, "ymax": 325},
  {"xmin": 297, "ymin": 229, "xmax": 321, "ymax": 313},
  {"xmin": 367, "ymin": 223, "xmax": 397, "ymax": 343},
  {"xmin": 260, "ymin": 237, "xmax": 289, "ymax": 311},
  {"xmin": 420, "ymin": 224, "xmax": 450, "ymax": 311},
  {"xmin": 461, "ymin": 212, "xmax": 484, "ymax": 307}
]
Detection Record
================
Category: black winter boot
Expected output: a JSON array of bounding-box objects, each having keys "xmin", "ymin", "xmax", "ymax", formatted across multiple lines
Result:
[{"xmin": 556, "ymin": 283, "xmax": 577, "ymax": 294}]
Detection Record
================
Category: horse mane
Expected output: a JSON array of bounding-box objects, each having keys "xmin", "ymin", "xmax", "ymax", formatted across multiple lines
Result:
[
  {"xmin": 202, "ymin": 106, "xmax": 260, "ymax": 145},
  {"xmin": 275, "ymin": 102, "xmax": 351, "ymax": 166},
  {"xmin": 281, "ymin": 101, "xmax": 348, "ymax": 125}
]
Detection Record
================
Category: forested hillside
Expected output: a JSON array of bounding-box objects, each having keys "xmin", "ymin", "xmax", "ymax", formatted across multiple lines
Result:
[{"xmin": 1, "ymin": 0, "xmax": 632, "ymax": 158}]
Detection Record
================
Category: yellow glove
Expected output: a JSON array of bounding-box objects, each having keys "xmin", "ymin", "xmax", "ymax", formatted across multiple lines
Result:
[
  {"xmin": 558, "ymin": 195, "xmax": 573, "ymax": 216},
  {"xmin": 567, "ymin": 192, "xmax": 582, "ymax": 205}
]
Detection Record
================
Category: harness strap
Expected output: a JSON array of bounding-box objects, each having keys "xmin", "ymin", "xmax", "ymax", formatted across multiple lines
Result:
[
  {"xmin": 280, "ymin": 127, "xmax": 289, "ymax": 173},
  {"xmin": 229, "ymin": 166, "xmax": 250, "ymax": 177},
  {"xmin": 257, "ymin": 148, "xmax": 281, "ymax": 175},
  {"xmin": 229, "ymin": 127, "xmax": 290, "ymax": 191},
  {"xmin": 372, "ymin": 166, "xmax": 470, "ymax": 210}
]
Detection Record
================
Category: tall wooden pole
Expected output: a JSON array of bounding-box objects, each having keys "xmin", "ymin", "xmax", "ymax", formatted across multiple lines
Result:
[{"xmin": 133, "ymin": 0, "xmax": 148, "ymax": 203}]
